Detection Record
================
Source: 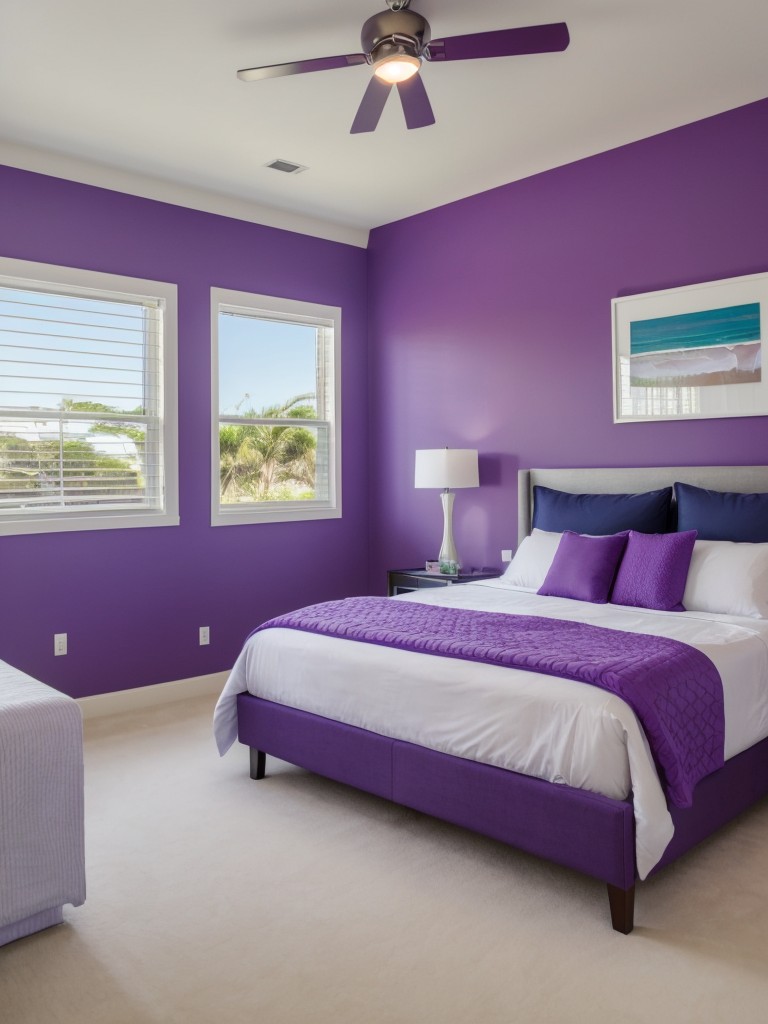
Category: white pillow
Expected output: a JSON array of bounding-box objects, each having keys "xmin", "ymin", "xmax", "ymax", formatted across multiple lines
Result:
[
  {"xmin": 683, "ymin": 539, "xmax": 768, "ymax": 619},
  {"xmin": 501, "ymin": 529, "xmax": 562, "ymax": 590}
]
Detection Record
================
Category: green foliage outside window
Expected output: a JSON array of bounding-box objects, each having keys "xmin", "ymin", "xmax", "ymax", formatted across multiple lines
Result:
[
  {"xmin": 0, "ymin": 400, "xmax": 144, "ymax": 506},
  {"xmin": 219, "ymin": 393, "xmax": 318, "ymax": 503}
]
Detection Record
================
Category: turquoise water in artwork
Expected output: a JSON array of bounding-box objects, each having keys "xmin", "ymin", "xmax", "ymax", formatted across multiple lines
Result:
[{"xmin": 630, "ymin": 303, "xmax": 760, "ymax": 355}]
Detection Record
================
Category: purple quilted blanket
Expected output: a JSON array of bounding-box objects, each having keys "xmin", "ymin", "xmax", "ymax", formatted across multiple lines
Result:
[{"xmin": 256, "ymin": 596, "xmax": 725, "ymax": 807}]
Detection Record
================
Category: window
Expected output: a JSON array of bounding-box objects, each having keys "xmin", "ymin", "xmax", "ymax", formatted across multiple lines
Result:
[
  {"xmin": 0, "ymin": 258, "xmax": 178, "ymax": 536},
  {"xmin": 211, "ymin": 288, "xmax": 341, "ymax": 525}
]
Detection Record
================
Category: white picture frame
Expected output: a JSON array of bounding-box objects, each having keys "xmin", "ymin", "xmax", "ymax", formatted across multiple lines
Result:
[{"xmin": 612, "ymin": 271, "xmax": 768, "ymax": 423}]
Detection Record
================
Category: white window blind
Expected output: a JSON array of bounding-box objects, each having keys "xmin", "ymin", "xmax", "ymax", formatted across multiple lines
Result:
[
  {"xmin": 0, "ymin": 259, "xmax": 178, "ymax": 535},
  {"xmin": 211, "ymin": 289, "xmax": 341, "ymax": 526}
]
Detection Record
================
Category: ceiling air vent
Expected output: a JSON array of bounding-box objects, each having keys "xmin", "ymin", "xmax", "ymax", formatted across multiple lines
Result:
[{"xmin": 266, "ymin": 158, "xmax": 307, "ymax": 174}]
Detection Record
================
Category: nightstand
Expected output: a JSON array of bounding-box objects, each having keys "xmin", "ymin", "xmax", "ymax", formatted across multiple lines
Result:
[{"xmin": 388, "ymin": 568, "xmax": 500, "ymax": 596}]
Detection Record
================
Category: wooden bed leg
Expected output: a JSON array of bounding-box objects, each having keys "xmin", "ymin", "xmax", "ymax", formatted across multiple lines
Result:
[
  {"xmin": 607, "ymin": 883, "xmax": 635, "ymax": 934},
  {"xmin": 250, "ymin": 749, "xmax": 266, "ymax": 781}
]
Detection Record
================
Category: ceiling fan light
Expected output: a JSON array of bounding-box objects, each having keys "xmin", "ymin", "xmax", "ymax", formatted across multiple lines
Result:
[{"xmin": 373, "ymin": 54, "xmax": 421, "ymax": 84}]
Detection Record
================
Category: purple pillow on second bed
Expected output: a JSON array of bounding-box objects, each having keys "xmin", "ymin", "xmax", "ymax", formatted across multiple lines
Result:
[
  {"xmin": 537, "ymin": 531, "xmax": 628, "ymax": 604},
  {"xmin": 611, "ymin": 530, "xmax": 697, "ymax": 612}
]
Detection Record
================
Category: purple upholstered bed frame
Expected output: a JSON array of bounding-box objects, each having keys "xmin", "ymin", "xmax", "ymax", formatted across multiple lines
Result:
[
  {"xmin": 235, "ymin": 465, "xmax": 768, "ymax": 933},
  {"xmin": 238, "ymin": 694, "xmax": 768, "ymax": 933}
]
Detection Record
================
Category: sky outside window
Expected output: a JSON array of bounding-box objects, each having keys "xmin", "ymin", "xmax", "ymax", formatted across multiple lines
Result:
[
  {"xmin": 0, "ymin": 286, "xmax": 150, "ymax": 413},
  {"xmin": 218, "ymin": 313, "xmax": 317, "ymax": 416}
]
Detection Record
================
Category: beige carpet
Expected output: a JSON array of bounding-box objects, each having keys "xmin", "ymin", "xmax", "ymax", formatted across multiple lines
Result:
[{"xmin": 1, "ymin": 695, "xmax": 768, "ymax": 1023}]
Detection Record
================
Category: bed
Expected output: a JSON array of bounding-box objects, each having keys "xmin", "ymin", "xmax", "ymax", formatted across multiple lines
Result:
[{"xmin": 214, "ymin": 465, "xmax": 768, "ymax": 933}]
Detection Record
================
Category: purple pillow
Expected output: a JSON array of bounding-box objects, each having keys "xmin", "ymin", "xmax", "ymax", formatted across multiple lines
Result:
[
  {"xmin": 538, "ymin": 531, "xmax": 628, "ymax": 604},
  {"xmin": 611, "ymin": 530, "xmax": 697, "ymax": 612}
]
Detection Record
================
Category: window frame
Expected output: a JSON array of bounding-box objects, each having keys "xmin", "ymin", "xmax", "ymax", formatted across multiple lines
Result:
[
  {"xmin": 210, "ymin": 287, "xmax": 342, "ymax": 526},
  {"xmin": 0, "ymin": 257, "xmax": 178, "ymax": 537}
]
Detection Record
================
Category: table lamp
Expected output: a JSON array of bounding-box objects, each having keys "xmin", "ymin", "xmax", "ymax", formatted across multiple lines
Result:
[{"xmin": 414, "ymin": 448, "xmax": 479, "ymax": 572}]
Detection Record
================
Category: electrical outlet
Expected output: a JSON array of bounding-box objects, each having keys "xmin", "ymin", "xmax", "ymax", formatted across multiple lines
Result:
[
  {"xmin": 54, "ymin": 633, "xmax": 67, "ymax": 656},
  {"xmin": 501, "ymin": 549, "xmax": 513, "ymax": 562},
  {"xmin": 199, "ymin": 626, "xmax": 210, "ymax": 646}
]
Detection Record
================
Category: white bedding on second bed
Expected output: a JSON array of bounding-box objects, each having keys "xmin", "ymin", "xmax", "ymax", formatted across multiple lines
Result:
[{"xmin": 213, "ymin": 579, "xmax": 768, "ymax": 878}]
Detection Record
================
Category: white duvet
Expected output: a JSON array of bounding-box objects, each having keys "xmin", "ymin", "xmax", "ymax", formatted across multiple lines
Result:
[{"xmin": 213, "ymin": 580, "xmax": 768, "ymax": 878}]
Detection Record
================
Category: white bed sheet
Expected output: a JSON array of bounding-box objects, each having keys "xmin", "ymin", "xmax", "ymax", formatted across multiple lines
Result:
[{"xmin": 213, "ymin": 580, "xmax": 768, "ymax": 878}]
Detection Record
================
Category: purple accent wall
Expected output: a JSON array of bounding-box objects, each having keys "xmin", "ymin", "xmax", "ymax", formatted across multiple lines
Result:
[
  {"xmin": 0, "ymin": 166, "xmax": 369, "ymax": 697},
  {"xmin": 367, "ymin": 98, "xmax": 768, "ymax": 589}
]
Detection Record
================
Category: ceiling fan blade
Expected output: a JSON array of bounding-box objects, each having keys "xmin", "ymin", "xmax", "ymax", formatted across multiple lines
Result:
[
  {"xmin": 238, "ymin": 53, "xmax": 367, "ymax": 82},
  {"xmin": 350, "ymin": 76, "xmax": 392, "ymax": 134},
  {"xmin": 396, "ymin": 74, "xmax": 435, "ymax": 131},
  {"xmin": 425, "ymin": 22, "xmax": 570, "ymax": 63}
]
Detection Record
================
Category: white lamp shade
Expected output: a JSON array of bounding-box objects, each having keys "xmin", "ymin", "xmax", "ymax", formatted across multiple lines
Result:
[{"xmin": 414, "ymin": 449, "xmax": 479, "ymax": 489}]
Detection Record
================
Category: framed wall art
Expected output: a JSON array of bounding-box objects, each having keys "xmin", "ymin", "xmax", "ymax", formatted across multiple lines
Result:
[{"xmin": 612, "ymin": 271, "xmax": 768, "ymax": 423}]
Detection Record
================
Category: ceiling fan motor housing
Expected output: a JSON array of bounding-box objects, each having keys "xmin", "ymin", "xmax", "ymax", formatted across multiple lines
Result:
[{"xmin": 362, "ymin": 9, "xmax": 431, "ymax": 64}]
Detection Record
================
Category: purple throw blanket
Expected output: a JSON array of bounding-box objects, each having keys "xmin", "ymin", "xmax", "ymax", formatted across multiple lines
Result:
[{"xmin": 255, "ymin": 597, "xmax": 725, "ymax": 807}]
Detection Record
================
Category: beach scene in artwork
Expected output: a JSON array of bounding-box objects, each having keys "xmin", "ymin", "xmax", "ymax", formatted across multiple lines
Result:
[{"xmin": 629, "ymin": 302, "xmax": 762, "ymax": 388}]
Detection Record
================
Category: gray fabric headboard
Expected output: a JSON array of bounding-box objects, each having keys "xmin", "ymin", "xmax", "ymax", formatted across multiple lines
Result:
[{"xmin": 517, "ymin": 466, "xmax": 768, "ymax": 546}]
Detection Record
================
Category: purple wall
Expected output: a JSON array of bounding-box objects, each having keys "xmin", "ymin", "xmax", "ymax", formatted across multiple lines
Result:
[
  {"xmin": 0, "ymin": 166, "xmax": 369, "ymax": 697},
  {"xmin": 3, "ymin": 97, "xmax": 768, "ymax": 696},
  {"xmin": 367, "ymin": 98, "xmax": 768, "ymax": 588}
]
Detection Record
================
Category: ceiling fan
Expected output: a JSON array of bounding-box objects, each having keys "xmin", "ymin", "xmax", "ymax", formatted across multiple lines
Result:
[{"xmin": 237, "ymin": 0, "xmax": 570, "ymax": 134}]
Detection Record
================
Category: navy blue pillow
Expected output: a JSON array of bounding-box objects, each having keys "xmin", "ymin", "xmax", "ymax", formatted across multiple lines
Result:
[
  {"xmin": 675, "ymin": 482, "xmax": 768, "ymax": 542},
  {"xmin": 532, "ymin": 485, "xmax": 672, "ymax": 535}
]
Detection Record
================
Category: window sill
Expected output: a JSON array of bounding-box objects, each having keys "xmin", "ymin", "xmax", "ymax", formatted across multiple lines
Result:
[
  {"xmin": 0, "ymin": 510, "xmax": 180, "ymax": 537},
  {"xmin": 212, "ymin": 504, "xmax": 341, "ymax": 527}
]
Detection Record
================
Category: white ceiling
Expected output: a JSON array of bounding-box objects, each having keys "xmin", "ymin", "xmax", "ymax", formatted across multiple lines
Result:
[{"xmin": 1, "ymin": 0, "xmax": 768, "ymax": 247}]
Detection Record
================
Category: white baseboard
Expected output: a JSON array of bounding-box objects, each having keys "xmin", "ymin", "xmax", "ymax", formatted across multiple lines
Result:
[{"xmin": 77, "ymin": 671, "xmax": 229, "ymax": 719}]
